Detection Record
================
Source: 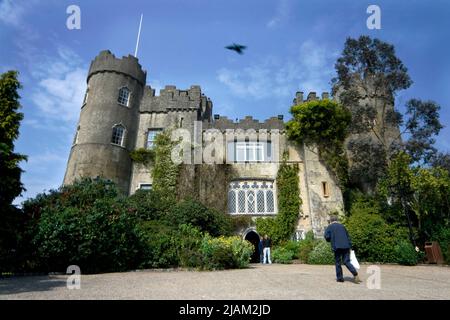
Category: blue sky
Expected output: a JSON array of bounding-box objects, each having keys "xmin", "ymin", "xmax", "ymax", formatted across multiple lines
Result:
[{"xmin": 1, "ymin": 0, "xmax": 449, "ymax": 203}]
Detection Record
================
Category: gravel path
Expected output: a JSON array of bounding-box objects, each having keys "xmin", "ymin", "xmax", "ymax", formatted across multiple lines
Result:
[{"xmin": 1, "ymin": 264, "xmax": 449, "ymax": 300}]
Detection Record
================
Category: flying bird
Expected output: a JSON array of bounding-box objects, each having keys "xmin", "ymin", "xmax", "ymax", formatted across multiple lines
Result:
[{"xmin": 225, "ymin": 43, "xmax": 247, "ymax": 55}]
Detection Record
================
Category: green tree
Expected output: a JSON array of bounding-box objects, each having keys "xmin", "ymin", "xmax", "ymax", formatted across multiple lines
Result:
[
  {"xmin": 378, "ymin": 152, "xmax": 450, "ymax": 244},
  {"xmin": 0, "ymin": 71, "xmax": 27, "ymax": 205},
  {"xmin": 0, "ymin": 71, "xmax": 27, "ymax": 271},
  {"xmin": 286, "ymin": 99, "xmax": 351, "ymax": 186},
  {"xmin": 377, "ymin": 152, "xmax": 416, "ymax": 245},
  {"xmin": 402, "ymin": 99, "xmax": 443, "ymax": 165},
  {"xmin": 409, "ymin": 167, "xmax": 450, "ymax": 240},
  {"xmin": 332, "ymin": 36, "xmax": 412, "ymax": 191},
  {"xmin": 432, "ymin": 152, "xmax": 450, "ymax": 174}
]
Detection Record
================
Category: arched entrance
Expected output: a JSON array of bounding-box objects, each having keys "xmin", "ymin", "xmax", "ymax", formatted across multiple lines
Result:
[{"xmin": 244, "ymin": 229, "xmax": 261, "ymax": 263}]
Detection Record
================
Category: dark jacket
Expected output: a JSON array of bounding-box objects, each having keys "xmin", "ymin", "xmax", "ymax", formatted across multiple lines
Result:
[
  {"xmin": 258, "ymin": 240, "xmax": 263, "ymax": 252},
  {"xmin": 263, "ymin": 238, "xmax": 271, "ymax": 248},
  {"xmin": 324, "ymin": 222, "xmax": 352, "ymax": 251}
]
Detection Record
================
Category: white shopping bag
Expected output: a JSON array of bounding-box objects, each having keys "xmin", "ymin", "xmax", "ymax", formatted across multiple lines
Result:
[{"xmin": 350, "ymin": 250, "xmax": 360, "ymax": 270}]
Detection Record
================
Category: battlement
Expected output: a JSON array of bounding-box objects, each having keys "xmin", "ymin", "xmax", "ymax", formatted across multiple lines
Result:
[
  {"xmin": 140, "ymin": 84, "xmax": 212, "ymax": 114},
  {"xmin": 292, "ymin": 91, "xmax": 331, "ymax": 105},
  {"xmin": 159, "ymin": 85, "xmax": 203, "ymax": 101},
  {"xmin": 87, "ymin": 50, "xmax": 147, "ymax": 86},
  {"xmin": 206, "ymin": 115, "xmax": 285, "ymax": 131}
]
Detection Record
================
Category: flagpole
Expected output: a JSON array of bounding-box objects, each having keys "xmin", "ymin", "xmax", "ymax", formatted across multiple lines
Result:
[{"xmin": 134, "ymin": 14, "xmax": 143, "ymax": 57}]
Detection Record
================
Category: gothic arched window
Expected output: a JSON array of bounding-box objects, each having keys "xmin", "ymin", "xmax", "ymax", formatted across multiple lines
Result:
[
  {"xmin": 228, "ymin": 180, "xmax": 277, "ymax": 215},
  {"xmin": 117, "ymin": 87, "xmax": 130, "ymax": 106},
  {"xmin": 111, "ymin": 124, "xmax": 125, "ymax": 146}
]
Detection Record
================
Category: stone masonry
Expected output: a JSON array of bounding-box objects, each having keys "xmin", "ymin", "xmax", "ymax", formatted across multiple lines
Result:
[{"xmin": 63, "ymin": 50, "xmax": 344, "ymax": 238}]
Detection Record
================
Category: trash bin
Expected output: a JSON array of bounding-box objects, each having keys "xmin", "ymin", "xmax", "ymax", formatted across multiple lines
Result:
[{"xmin": 424, "ymin": 241, "xmax": 444, "ymax": 264}]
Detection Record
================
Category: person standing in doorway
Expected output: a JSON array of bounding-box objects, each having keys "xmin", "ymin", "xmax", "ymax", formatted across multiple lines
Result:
[
  {"xmin": 258, "ymin": 236, "xmax": 264, "ymax": 264},
  {"xmin": 263, "ymin": 234, "xmax": 272, "ymax": 264},
  {"xmin": 324, "ymin": 215, "xmax": 361, "ymax": 283}
]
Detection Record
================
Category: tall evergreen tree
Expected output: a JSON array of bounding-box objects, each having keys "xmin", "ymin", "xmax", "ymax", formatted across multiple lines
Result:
[{"xmin": 0, "ymin": 70, "xmax": 27, "ymax": 270}]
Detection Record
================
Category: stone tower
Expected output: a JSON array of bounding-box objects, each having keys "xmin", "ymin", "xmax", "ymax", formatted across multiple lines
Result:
[{"xmin": 63, "ymin": 50, "xmax": 146, "ymax": 193}]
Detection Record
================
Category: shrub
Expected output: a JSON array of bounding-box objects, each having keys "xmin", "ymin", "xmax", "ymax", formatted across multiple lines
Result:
[
  {"xmin": 394, "ymin": 240, "xmax": 418, "ymax": 266},
  {"xmin": 176, "ymin": 224, "xmax": 204, "ymax": 268},
  {"xmin": 229, "ymin": 236, "xmax": 253, "ymax": 268},
  {"xmin": 137, "ymin": 221, "xmax": 178, "ymax": 268},
  {"xmin": 33, "ymin": 197, "xmax": 142, "ymax": 273},
  {"xmin": 168, "ymin": 199, "xmax": 233, "ymax": 237},
  {"xmin": 54, "ymin": 177, "xmax": 119, "ymax": 209},
  {"xmin": 200, "ymin": 236, "xmax": 234, "ymax": 270},
  {"xmin": 126, "ymin": 189, "xmax": 174, "ymax": 221},
  {"xmin": 271, "ymin": 240, "xmax": 301, "ymax": 264},
  {"xmin": 431, "ymin": 226, "xmax": 450, "ymax": 264},
  {"xmin": 308, "ymin": 240, "xmax": 334, "ymax": 265},
  {"xmin": 272, "ymin": 247, "xmax": 294, "ymax": 264},
  {"xmin": 297, "ymin": 231, "xmax": 316, "ymax": 263},
  {"xmin": 200, "ymin": 235, "xmax": 253, "ymax": 270},
  {"xmin": 283, "ymin": 240, "xmax": 301, "ymax": 259},
  {"xmin": 346, "ymin": 206, "xmax": 409, "ymax": 263}
]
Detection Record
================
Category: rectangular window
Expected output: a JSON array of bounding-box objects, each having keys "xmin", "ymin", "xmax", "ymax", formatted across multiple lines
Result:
[
  {"xmin": 322, "ymin": 181, "xmax": 330, "ymax": 198},
  {"xmin": 139, "ymin": 183, "xmax": 152, "ymax": 190},
  {"xmin": 234, "ymin": 142, "xmax": 266, "ymax": 162},
  {"xmin": 118, "ymin": 87, "xmax": 130, "ymax": 106},
  {"xmin": 111, "ymin": 126, "xmax": 125, "ymax": 146},
  {"xmin": 147, "ymin": 129, "xmax": 162, "ymax": 149}
]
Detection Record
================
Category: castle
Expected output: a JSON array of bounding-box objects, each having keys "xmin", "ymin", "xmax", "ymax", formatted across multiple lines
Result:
[{"xmin": 63, "ymin": 50, "xmax": 344, "ymax": 245}]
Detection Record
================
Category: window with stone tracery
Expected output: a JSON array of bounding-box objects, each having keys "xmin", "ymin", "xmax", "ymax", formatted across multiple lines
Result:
[{"xmin": 227, "ymin": 180, "xmax": 276, "ymax": 215}]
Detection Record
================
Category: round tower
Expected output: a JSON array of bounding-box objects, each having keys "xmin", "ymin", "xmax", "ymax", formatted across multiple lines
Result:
[{"xmin": 63, "ymin": 50, "xmax": 146, "ymax": 194}]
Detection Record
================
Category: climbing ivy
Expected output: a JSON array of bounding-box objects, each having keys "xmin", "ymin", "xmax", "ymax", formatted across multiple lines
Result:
[
  {"xmin": 286, "ymin": 99, "xmax": 351, "ymax": 188},
  {"xmin": 129, "ymin": 148, "xmax": 155, "ymax": 165},
  {"xmin": 256, "ymin": 153, "xmax": 302, "ymax": 245},
  {"xmin": 151, "ymin": 130, "xmax": 179, "ymax": 203}
]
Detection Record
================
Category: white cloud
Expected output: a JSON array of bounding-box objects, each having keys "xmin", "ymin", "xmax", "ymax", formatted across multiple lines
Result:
[
  {"xmin": 31, "ymin": 48, "xmax": 88, "ymax": 123},
  {"xmin": 217, "ymin": 40, "xmax": 338, "ymax": 99},
  {"xmin": 0, "ymin": 0, "xmax": 25, "ymax": 26},
  {"xmin": 267, "ymin": 0, "xmax": 291, "ymax": 29}
]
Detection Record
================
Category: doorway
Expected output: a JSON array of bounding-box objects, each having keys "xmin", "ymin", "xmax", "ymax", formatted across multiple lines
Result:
[{"xmin": 244, "ymin": 230, "xmax": 261, "ymax": 263}]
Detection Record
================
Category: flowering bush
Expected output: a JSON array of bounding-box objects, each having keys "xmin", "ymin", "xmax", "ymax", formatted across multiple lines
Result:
[{"xmin": 200, "ymin": 235, "xmax": 253, "ymax": 270}]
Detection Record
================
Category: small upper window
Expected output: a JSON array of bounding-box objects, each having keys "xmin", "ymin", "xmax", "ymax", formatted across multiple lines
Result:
[
  {"xmin": 111, "ymin": 125, "xmax": 125, "ymax": 146},
  {"xmin": 322, "ymin": 181, "xmax": 330, "ymax": 198},
  {"xmin": 147, "ymin": 129, "xmax": 162, "ymax": 149},
  {"xmin": 118, "ymin": 87, "xmax": 130, "ymax": 106},
  {"xmin": 139, "ymin": 183, "xmax": 152, "ymax": 190}
]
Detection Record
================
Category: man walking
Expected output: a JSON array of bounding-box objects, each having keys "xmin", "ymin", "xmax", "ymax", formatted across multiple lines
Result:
[{"xmin": 324, "ymin": 215, "xmax": 361, "ymax": 283}]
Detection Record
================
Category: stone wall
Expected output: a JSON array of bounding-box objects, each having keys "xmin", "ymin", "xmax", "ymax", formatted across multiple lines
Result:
[{"xmin": 177, "ymin": 164, "xmax": 233, "ymax": 213}]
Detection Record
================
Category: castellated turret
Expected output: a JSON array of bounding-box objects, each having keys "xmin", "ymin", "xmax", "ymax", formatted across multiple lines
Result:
[
  {"xmin": 62, "ymin": 49, "xmax": 346, "ymax": 240},
  {"xmin": 63, "ymin": 50, "xmax": 146, "ymax": 193}
]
